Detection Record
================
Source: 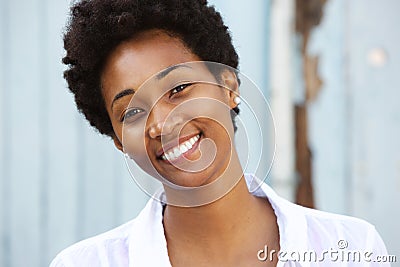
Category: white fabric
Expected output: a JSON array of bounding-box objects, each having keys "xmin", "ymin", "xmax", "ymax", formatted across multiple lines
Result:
[{"xmin": 50, "ymin": 174, "xmax": 389, "ymax": 266}]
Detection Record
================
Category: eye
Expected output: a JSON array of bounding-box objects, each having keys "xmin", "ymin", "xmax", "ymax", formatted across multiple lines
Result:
[
  {"xmin": 170, "ymin": 83, "xmax": 194, "ymax": 96},
  {"xmin": 120, "ymin": 107, "xmax": 144, "ymax": 122}
]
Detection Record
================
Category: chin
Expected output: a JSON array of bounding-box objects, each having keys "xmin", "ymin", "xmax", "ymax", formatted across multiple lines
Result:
[{"xmin": 158, "ymin": 170, "xmax": 213, "ymax": 188}]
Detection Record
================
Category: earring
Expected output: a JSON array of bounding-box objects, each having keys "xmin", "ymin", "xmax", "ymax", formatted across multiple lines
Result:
[{"xmin": 233, "ymin": 96, "xmax": 241, "ymax": 105}]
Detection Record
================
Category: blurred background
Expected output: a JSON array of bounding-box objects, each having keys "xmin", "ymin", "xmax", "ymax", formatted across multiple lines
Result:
[{"xmin": 0, "ymin": 0, "xmax": 399, "ymax": 266}]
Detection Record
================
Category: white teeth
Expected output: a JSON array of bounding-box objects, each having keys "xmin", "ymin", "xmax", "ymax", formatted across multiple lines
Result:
[
  {"xmin": 185, "ymin": 142, "xmax": 193, "ymax": 150},
  {"xmin": 173, "ymin": 148, "xmax": 181, "ymax": 158},
  {"xmin": 161, "ymin": 134, "xmax": 200, "ymax": 161},
  {"xmin": 189, "ymin": 138, "xmax": 195, "ymax": 145},
  {"xmin": 179, "ymin": 143, "xmax": 189, "ymax": 154}
]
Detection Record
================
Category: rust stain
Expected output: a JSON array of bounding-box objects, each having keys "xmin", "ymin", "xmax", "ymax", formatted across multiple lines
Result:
[
  {"xmin": 305, "ymin": 55, "xmax": 323, "ymax": 102},
  {"xmin": 294, "ymin": 0, "xmax": 327, "ymax": 208}
]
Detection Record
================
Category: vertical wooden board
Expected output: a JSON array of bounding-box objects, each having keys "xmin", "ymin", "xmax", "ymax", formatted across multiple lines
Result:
[
  {"xmin": 78, "ymin": 110, "xmax": 150, "ymax": 238},
  {"xmin": 348, "ymin": 0, "xmax": 400, "ymax": 254},
  {"xmin": 307, "ymin": 0, "xmax": 400, "ymax": 255},
  {"xmin": 118, "ymin": 154, "xmax": 150, "ymax": 224},
  {"xmin": 45, "ymin": 1, "xmax": 81, "ymax": 265},
  {"xmin": 74, "ymin": 119, "xmax": 87, "ymax": 240},
  {"xmin": 80, "ymin": 128, "xmax": 151, "ymax": 237},
  {"xmin": 307, "ymin": 0, "xmax": 349, "ymax": 214},
  {"xmin": 37, "ymin": 1, "xmax": 50, "ymax": 265},
  {"xmin": 209, "ymin": 0, "xmax": 270, "ymax": 88},
  {"xmin": 98, "ymin": 142, "xmax": 150, "ymax": 227},
  {"xmin": 7, "ymin": 0, "xmax": 41, "ymax": 266},
  {"xmin": 80, "ymin": 126, "xmax": 118, "ymax": 238},
  {"xmin": 111, "ymin": 149, "xmax": 123, "ymax": 225},
  {"xmin": 0, "ymin": 1, "xmax": 9, "ymax": 266}
]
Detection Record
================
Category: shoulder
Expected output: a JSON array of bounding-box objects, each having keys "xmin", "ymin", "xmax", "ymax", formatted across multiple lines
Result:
[
  {"xmin": 49, "ymin": 193, "xmax": 165, "ymax": 267},
  {"xmin": 258, "ymin": 181, "xmax": 388, "ymax": 261},
  {"xmin": 49, "ymin": 218, "xmax": 137, "ymax": 267},
  {"xmin": 300, "ymin": 204, "xmax": 378, "ymax": 244},
  {"xmin": 287, "ymin": 201, "xmax": 388, "ymax": 258}
]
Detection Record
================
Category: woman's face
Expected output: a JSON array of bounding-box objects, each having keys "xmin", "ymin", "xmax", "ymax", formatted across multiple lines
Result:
[{"xmin": 101, "ymin": 30, "xmax": 238, "ymax": 188}]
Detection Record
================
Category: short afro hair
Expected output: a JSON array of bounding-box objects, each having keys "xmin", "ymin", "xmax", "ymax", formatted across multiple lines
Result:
[{"xmin": 63, "ymin": 0, "xmax": 240, "ymax": 138}]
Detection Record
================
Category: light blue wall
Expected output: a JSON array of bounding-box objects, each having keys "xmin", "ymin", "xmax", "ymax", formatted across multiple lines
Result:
[
  {"xmin": 209, "ymin": 0, "xmax": 273, "ymax": 183},
  {"xmin": 308, "ymin": 0, "xmax": 400, "ymax": 256},
  {"xmin": 0, "ymin": 1, "xmax": 148, "ymax": 266},
  {"xmin": 209, "ymin": 0, "xmax": 270, "ymax": 89},
  {"xmin": 0, "ymin": 1, "xmax": 271, "ymax": 266},
  {"xmin": 307, "ymin": 0, "xmax": 349, "ymax": 216}
]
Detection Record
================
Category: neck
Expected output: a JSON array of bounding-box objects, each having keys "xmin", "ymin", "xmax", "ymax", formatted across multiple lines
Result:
[
  {"xmin": 164, "ymin": 176, "xmax": 262, "ymax": 239},
  {"xmin": 162, "ymin": 152, "xmax": 279, "ymax": 257}
]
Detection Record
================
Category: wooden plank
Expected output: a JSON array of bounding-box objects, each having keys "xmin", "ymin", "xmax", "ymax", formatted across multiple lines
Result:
[
  {"xmin": 80, "ymin": 127, "xmax": 117, "ymax": 238},
  {"xmin": 37, "ymin": 1, "xmax": 50, "ymax": 266},
  {"xmin": 79, "ymin": 124, "xmax": 149, "ymax": 237},
  {"xmin": 308, "ymin": 0, "xmax": 400, "ymax": 254},
  {"xmin": 0, "ymin": 1, "xmax": 11, "ymax": 266},
  {"xmin": 307, "ymin": 0, "xmax": 349, "ymax": 214},
  {"xmin": 269, "ymin": 0, "xmax": 297, "ymax": 200},
  {"xmin": 7, "ymin": 0, "xmax": 41, "ymax": 266},
  {"xmin": 45, "ymin": 1, "xmax": 81, "ymax": 265},
  {"xmin": 348, "ymin": 0, "xmax": 400, "ymax": 254},
  {"xmin": 118, "ymin": 153, "xmax": 150, "ymax": 223}
]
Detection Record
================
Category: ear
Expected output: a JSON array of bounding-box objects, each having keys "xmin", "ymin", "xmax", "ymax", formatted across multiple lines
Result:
[
  {"xmin": 220, "ymin": 69, "xmax": 239, "ymax": 109},
  {"xmin": 112, "ymin": 135, "xmax": 124, "ymax": 152}
]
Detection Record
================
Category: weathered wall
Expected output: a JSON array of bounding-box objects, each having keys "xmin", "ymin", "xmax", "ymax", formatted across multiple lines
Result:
[{"xmin": 307, "ymin": 0, "xmax": 400, "ymax": 255}]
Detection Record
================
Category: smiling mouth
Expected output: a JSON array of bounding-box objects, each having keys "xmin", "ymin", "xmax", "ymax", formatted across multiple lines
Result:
[{"xmin": 160, "ymin": 134, "xmax": 201, "ymax": 162}]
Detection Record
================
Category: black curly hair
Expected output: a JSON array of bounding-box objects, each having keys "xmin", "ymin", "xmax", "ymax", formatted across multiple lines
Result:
[{"xmin": 63, "ymin": 0, "xmax": 240, "ymax": 138}]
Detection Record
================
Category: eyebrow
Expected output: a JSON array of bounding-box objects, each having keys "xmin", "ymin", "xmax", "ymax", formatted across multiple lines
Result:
[
  {"xmin": 155, "ymin": 64, "xmax": 193, "ymax": 80},
  {"xmin": 111, "ymin": 88, "xmax": 135, "ymax": 109}
]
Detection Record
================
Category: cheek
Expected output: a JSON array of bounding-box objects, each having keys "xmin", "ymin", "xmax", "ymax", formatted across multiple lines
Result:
[
  {"xmin": 122, "ymin": 125, "xmax": 160, "ymax": 177},
  {"xmin": 172, "ymin": 92, "xmax": 233, "ymax": 128},
  {"xmin": 190, "ymin": 97, "xmax": 234, "ymax": 138},
  {"xmin": 122, "ymin": 127, "xmax": 145, "ymax": 157}
]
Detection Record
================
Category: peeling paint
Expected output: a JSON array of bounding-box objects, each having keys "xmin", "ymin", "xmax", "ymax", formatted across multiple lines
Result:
[{"xmin": 293, "ymin": 0, "xmax": 327, "ymax": 207}]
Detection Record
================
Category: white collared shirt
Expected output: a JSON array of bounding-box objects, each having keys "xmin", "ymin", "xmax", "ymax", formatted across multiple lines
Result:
[{"xmin": 50, "ymin": 174, "xmax": 390, "ymax": 266}]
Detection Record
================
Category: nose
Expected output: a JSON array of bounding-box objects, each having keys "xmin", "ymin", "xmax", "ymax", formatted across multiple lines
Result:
[{"xmin": 147, "ymin": 102, "xmax": 182, "ymax": 139}]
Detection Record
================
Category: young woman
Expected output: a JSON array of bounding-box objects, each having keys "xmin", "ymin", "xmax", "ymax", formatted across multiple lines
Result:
[{"xmin": 51, "ymin": 0, "xmax": 388, "ymax": 266}]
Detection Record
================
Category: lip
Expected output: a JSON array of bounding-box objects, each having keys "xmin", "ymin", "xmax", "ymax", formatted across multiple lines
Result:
[{"xmin": 156, "ymin": 132, "xmax": 202, "ymax": 158}]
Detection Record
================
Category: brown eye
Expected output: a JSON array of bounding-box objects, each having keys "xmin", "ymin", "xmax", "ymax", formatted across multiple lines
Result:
[
  {"xmin": 170, "ymin": 83, "xmax": 193, "ymax": 96},
  {"xmin": 120, "ymin": 108, "xmax": 144, "ymax": 122}
]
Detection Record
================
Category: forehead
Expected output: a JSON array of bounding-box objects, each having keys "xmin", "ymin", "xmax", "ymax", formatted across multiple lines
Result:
[{"xmin": 101, "ymin": 30, "xmax": 201, "ymax": 105}]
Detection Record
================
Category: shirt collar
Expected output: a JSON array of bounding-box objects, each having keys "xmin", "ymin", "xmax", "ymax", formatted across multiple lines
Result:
[{"xmin": 128, "ymin": 174, "xmax": 309, "ymax": 267}]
